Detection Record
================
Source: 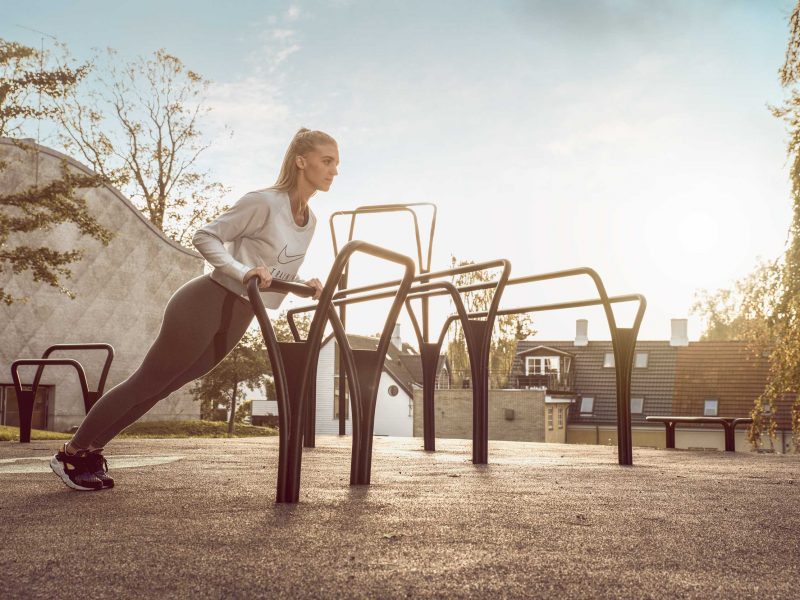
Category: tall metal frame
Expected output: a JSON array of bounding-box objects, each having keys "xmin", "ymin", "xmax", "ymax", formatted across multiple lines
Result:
[
  {"xmin": 248, "ymin": 240, "xmax": 415, "ymax": 501},
  {"xmin": 289, "ymin": 258, "xmax": 511, "ymax": 461},
  {"xmin": 327, "ymin": 203, "xmax": 436, "ymax": 438},
  {"xmin": 290, "ymin": 266, "xmax": 646, "ymax": 467}
]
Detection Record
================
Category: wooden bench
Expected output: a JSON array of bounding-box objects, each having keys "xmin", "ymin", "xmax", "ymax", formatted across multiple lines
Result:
[{"xmin": 645, "ymin": 416, "xmax": 753, "ymax": 452}]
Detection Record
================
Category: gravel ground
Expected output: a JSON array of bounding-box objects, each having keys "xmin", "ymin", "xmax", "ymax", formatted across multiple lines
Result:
[{"xmin": 1, "ymin": 436, "xmax": 798, "ymax": 599}]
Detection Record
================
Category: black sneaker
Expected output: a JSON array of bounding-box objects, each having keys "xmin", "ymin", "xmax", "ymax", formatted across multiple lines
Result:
[
  {"xmin": 50, "ymin": 447, "xmax": 104, "ymax": 491},
  {"xmin": 86, "ymin": 450, "xmax": 114, "ymax": 489}
]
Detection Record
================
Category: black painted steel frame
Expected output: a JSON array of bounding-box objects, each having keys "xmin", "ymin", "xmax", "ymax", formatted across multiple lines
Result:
[
  {"xmin": 289, "ymin": 266, "xmax": 646, "ymax": 467},
  {"xmin": 288, "ymin": 259, "xmax": 512, "ymax": 462},
  {"xmin": 328, "ymin": 204, "xmax": 437, "ymax": 438},
  {"xmin": 247, "ymin": 240, "xmax": 415, "ymax": 502},
  {"xmin": 10, "ymin": 344, "xmax": 115, "ymax": 443}
]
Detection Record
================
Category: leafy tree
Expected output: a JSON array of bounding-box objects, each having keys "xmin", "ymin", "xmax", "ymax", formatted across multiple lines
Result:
[
  {"xmin": 694, "ymin": 4, "xmax": 800, "ymax": 451},
  {"xmin": 750, "ymin": 2, "xmax": 800, "ymax": 451},
  {"xmin": 690, "ymin": 260, "xmax": 777, "ymax": 345},
  {"xmin": 0, "ymin": 38, "xmax": 112, "ymax": 304},
  {"xmin": 444, "ymin": 256, "xmax": 535, "ymax": 389},
  {"xmin": 53, "ymin": 46, "xmax": 229, "ymax": 246},
  {"xmin": 190, "ymin": 330, "xmax": 269, "ymax": 434}
]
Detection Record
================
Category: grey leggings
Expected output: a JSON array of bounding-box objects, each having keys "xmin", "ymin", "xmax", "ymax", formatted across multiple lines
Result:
[{"xmin": 71, "ymin": 274, "xmax": 254, "ymax": 449}]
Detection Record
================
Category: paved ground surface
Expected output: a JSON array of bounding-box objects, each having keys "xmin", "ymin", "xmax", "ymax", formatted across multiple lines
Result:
[{"xmin": 1, "ymin": 436, "xmax": 798, "ymax": 599}]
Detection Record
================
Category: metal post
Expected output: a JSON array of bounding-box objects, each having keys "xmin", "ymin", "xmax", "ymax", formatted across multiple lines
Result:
[
  {"xmin": 612, "ymin": 327, "xmax": 636, "ymax": 466},
  {"xmin": 419, "ymin": 342, "xmax": 441, "ymax": 451},
  {"xmin": 665, "ymin": 422, "xmax": 676, "ymax": 449}
]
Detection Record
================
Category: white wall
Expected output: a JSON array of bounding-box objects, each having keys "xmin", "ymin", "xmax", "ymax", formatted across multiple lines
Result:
[
  {"xmin": 314, "ymin": 339, "xmax": 414, "ymax": 437},
  {"xmin": 373, "ymin": 372, "xmax": 413, "ymax": 437},
  {"xmin": 315, "ymin": 340, "xmax": 352, "ymax": 435}
]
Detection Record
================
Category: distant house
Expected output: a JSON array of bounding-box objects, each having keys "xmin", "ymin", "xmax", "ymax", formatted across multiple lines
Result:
[{"xmin": 508, "ymin": 319, "xmax": 796, "ymax": 453}]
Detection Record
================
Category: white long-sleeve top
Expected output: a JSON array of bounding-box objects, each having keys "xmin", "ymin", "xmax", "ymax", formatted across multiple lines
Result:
[{"xmin": 192, "ymin": 189, "xmax": 316, "ymax": 309}]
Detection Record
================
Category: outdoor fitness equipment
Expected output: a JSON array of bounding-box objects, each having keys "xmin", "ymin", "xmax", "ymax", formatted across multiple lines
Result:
[
  {"xmin": 327, "ymin": 203, "xmax": 436, "ymax": 439},
  {"xmin": 10, "ymin": 344, "xmax": 114, "ymax": 443},
  {"xmin": 293, "ymin": 202, "xmax": 646, "ymax": 469},
  {"xmin": 247, "ymin": 239, "xmax": 415, "ymax": 502},
  {"xmin": 289, "ymin": 266, "xmax": 645, "ymax": 467}
]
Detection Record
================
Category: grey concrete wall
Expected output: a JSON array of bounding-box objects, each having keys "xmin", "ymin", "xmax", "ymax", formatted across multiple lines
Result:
[
  {"xmin": 0, "ymin": 139, "xmax": 204, "ymax": 431},
  {"xmin": 412, "ymin": 388, "xmax": 546, "ymax": 442}
]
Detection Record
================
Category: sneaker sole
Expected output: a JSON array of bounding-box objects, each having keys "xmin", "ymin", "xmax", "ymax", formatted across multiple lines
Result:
[{"xmin": 49, "ymin": 456, "xmax": 103, "ymax": 491}]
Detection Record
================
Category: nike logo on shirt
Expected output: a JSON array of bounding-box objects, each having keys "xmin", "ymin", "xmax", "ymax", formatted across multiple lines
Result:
[{"xmin": 277, "ymin": 244, "xmax": 305, "ymax": 264}]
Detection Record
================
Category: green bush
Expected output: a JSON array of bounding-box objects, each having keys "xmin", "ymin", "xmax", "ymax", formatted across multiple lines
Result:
[
  {"xmin": 0, "ymin": 420, "xmax": 277, "ymax": 442},
  {"xmin": 117, "ymin": 419, "xmax": 278, "ymax": 438},
  {"xmin": 0, "ymin": 425, "xmax": 71, "ymax": 442}
]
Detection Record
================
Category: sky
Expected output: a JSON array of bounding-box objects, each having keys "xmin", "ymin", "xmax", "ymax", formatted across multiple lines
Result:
[{"xmin": 3, "ymin": 0, "xmax": 797, "ymax": 344}]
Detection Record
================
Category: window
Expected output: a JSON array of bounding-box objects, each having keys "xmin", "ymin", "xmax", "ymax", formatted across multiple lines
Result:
[
  {"xmin": 547, "ymin": 407, "xmax": 554, "ymax": 430},
  {"xmin": 603, "ymin": 353, "xmax": 615, "ymax": 368},
  {"xmin": 579, "ymin": 397, "xmax": 594, "ymax": 415},
  {"xmin": 704, "ymin": 399, "xmax": 718, "ymax": 417},
  {"xmin": 388, "ymin": 385, "xmax": 399, "ymax": 397},
  {"xmin": 635, "ymin": 352, "xmax": 649, "ymax": 368},
  {"xmin": 557, "ymin": 407, "xmax": 564, "ymax": 429},
  {"xmin": 526, "ymin": 356, "xmax": 560, "ymax": 375},
  {"xmin": 630, "ymin": 397, "xmax": 644, "ymax": 414}
]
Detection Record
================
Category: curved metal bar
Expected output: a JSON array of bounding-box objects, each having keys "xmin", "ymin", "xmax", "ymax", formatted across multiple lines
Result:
[
  {"xmin": 329, "ymin": 258, "xmax": 508, "ymax": 301},
  {"xmin": 333, "ymin": 207, "xmax": 422, "ymax": 266},
  {"xmin": 404, "ymin": 281, "xmax": 473, "ymax": 452},
  {"xmin": 40, "ymin": 343, "xmax": 115, "ymax": 400},
  {"xmin": 288, "ymin": 260, "xmax": 646, "ymax": 467},
  {"xmin": 247, "ymin": 278, "xmax": 294, "ymax": 500},
  {"xmin": 11, "ymin": 359, "xmax": 90, "ymax": 443},
  {"xmin": 329, "ymin": 204, "xmax": 435, "ymax": 436},
  {"xmin": 248, "ymin": 240, "xmax": 415, "ymax": 501},
  {"xmin": 326, "ymin": 305, "xmax": 361, "ymax": 436},
  {"xmin": 12, "ymin": 358, "xmax": 90, "ymax": 405},
  {"xmin": 329, "ymin": 203, "xmax": 437, "ymax": 272}
]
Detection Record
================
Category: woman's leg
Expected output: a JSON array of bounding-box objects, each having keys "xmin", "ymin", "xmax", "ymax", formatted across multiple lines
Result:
[
  {"xmin": 70, "ymin": 275, "xmax": 253, "ymax": 449},
  {"xmin": 86, "ymin": 305, "xmax": 252, "ymax": 448}
]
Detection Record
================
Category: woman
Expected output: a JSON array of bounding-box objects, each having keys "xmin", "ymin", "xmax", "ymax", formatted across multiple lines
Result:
[{"xmin": 50, "ymin": 128, "xmax": 339, "ymax": 491}]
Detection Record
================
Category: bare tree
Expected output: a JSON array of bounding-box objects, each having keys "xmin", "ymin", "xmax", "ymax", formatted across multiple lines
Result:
[{"xmin": 54, "ymin": 47, "xmax": 229, "ymax": 246}]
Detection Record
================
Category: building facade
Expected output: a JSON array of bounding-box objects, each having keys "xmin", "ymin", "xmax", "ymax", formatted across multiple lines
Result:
[
  {"xmin": 0, "ymin": 139, "xmax": 203, "ymax": 432},
  {"xmin": 509, "ymin": 319, "xmax": 796, "ymax": 453}
]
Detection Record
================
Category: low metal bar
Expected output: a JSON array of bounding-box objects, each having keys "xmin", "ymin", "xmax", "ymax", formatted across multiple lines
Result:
[
  {"xmin": 10, "ymin": 359, "xmax": 90, "ymax": 443},
  {"xmin": 39, "ymin": 343, "xmax": 115, "ymax": 411}
]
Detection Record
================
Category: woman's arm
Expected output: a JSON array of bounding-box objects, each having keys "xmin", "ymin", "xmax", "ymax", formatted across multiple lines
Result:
[{"xmin": 192, "ymin": 192, "xmax": 269, "ymax": 283}]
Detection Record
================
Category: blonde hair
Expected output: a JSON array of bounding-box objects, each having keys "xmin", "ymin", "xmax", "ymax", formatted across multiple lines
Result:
[{"xmin": 269, "ymin": 128, "xmax": 337, "ymax": 193}]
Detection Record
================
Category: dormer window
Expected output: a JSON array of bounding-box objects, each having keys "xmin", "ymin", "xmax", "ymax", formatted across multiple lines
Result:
[{"xmin": 526, "ymin": 356, "xmax": 560, "ymax": 375}]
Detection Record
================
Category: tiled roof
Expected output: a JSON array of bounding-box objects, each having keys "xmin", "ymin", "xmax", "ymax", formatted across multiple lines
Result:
[
  {"xmin": 511, "ymin": 338, "xmax": 795, "ymax": 429},
  {"xmin": 674, "ymin": 341, "xmax": 792, "ymax": 428},
  {"xmin": 322, "ymin": 334, "xmax": 446, "ymax": 396},
  {"xmin": 512, "ymin": 340, "xmax": 676, "ymax": 426}
]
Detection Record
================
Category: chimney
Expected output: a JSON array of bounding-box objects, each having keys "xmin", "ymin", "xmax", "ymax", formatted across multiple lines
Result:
[
  {"xmin": 670, "ymin": 318, "xmax": 688, "ymax": 347},
  {"xmin": 391, "ymin": 323, "xmax": 402, "ymax": 351},
  {"xmin": 575, "ymin": 319, "xmax": 588, "ymax": 346}
]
